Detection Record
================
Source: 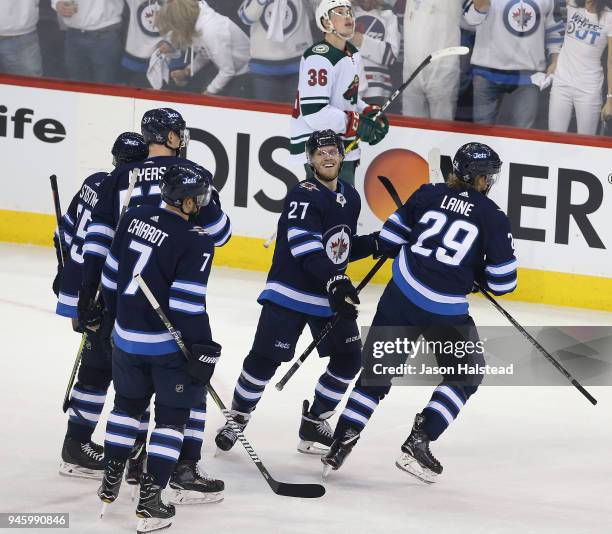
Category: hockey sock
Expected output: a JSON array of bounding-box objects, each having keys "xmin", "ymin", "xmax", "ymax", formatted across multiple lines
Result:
[
  {"xmin": 136, "ymin": 406, "xmax": 150, "ymax": 444},
  {"xmin": 230, "ymin": 353, "xmax": 279, "ymax": 413},
  {"xmin": 180, "ymin": 401, "xmax": 206, "ymax": 462},
  {"xmin": 421, "ymin": 385, "xmax": 468, "ymax": 440},
  {"xmin": 311, "ymin": 366, "xmax": 353, "ymax": 416},
  {"xmin": 104, "ymin": 409, "xmax": 140, "ymax": 462},
  {"xmin": 334, "ymin": 387, "xmax": 380, "ymax": 438},
  {"xmin": 67, "ymin": 384, "xmax": 107, "ymax": 443},
  {"xmin": 147, "ymin": 426, "xmax": 185, "ymax": 488}
]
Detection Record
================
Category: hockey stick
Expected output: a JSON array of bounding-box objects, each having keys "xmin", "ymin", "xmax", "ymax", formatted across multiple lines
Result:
[
  {"xmin": 345, "ymin": 46, "xmax": 469, "ymax": 153},
  {"xmin": 275, "ymin": 255, "xmax": 387, "ymax": 391},
  {"xmin": 263, "ymin": 230, "xmax": 277, "ymax": 249},
  {"xmin": 62, "ymin": 170, "xmax": 139, "ymax": 413},
  {"xmin": 379, "ymin": 175, "xmax": 598, "ymax": 406},
  {"xmin": 135, "ymin": 275, "xmax": 325, "ymax": 498},
  {"xmin": 427, "ymin": 148, "xmax": 444, "ymax": 184},
  {"xmin": 50, "ymin": 174, "xmax": 66, "ymax": 268}
]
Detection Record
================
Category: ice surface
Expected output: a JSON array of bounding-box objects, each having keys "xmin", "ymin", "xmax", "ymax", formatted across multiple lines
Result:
[{"xmin": 0, "ymin": 243, "xmax": 610, "ymax": 533}]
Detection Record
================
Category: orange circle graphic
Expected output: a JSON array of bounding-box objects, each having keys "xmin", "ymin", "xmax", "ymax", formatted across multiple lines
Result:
[{"xmin": 363, "ymin": 149, "xmax": 429, "ymax": 221}]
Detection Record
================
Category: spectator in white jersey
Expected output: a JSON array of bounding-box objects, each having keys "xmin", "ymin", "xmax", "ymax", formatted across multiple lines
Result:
[
  {"xmin": 549, "ymin": 0, "xmax": 612, "ymax": 135},
  {"xmin": 121, "ymin": 0, "xmax": 164, "ymax": 88},
  {"xmin": 466, "ymin": 0, "xmax": 564, "ymax": 128},
  {"xmin": 0, "ymin": 0, "xmax": 42, "ymax": 77},
  {"xmin": 352, "ymin": 0, "xmax": 400, "ymax": 108},
  {"xmin": 238, "ymin": 0, "xmax": 317, "ymax": 103},
  {"xmin": 401, "ymin": 0, "xmax": 467, "ymax": 120},
  {"xmin": 156, "ymin": 0, "xmax": 251, "ymax": 97},
  {"xmin": 51, "ymin": 0, "xmax": 124, "ymax": 84}
]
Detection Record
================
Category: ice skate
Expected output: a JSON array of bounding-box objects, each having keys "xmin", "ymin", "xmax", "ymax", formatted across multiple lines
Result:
[
  {"xmin": 214, "ymin": 410, "xmax": 250, "ymax": 453},
  {"xmin": 136, "ymin": 473, "xmax": 175, "ymax": 533},
  {"xmin": 98, "ymin": 459, "xmax": 125, "ymax": 517},
  {"xmin": 395, "ymin": 413, "xmax": 442, "ymax": 484},
  {"xmin": 168, "ymin": 460, "xmax": 224, "ymax": 505},
  {"xmin": 298, "ymin": 400, "xmax": 334, "ymax": 455},
  {"xmin": 321, "ymin": 428, "xmax": 360, "ymax": 478},
  {"xmin": 59, "ymin": 435, "xmax": 104, "ymax": 479}
]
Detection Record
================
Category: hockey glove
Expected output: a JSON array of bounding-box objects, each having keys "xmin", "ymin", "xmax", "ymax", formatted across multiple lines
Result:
[
  {"xmin": 77, "ymin": 284, "xmax": 104, "ymax": 332},
  {"xmin": 52, "ymin": 233, "xmax": 67, "ymax": 297},
  {"xmin": 357, "ymin": 107, "xmax": 389, "ymax": 146},
  {"xmin": 344, "ymin": 111, "xmax": 360, "ymax": 138},
  {"xmin": 372, "ymin": 231, "xmax": 401, "ymax": 260},
  {"xmin": 326, "ymin": 274, "xmax": 360, "ymax": 319},
  {"xmin": 187, "ymin": 341, "xmax": 221, "ymax": 386}
]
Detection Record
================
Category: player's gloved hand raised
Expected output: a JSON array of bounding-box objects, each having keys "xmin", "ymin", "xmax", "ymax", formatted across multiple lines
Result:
[
  {"xmin": 326, "ymin": 274, "xmax": 360, "ymax": 319},
  {"xmin": 77, "ymin": 284, "xmax": 104, "ymax": 331},
  {"xmin": 358, "ymin": 106, "xmax": 389, "ymax": 146},
  {"xmin": 188, "ymin": 341, "xmax": 221, "ymax": 386}
]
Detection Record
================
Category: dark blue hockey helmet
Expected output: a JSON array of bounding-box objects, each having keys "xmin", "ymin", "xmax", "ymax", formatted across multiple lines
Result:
[
  {"xmin": 161, "ymin": 163, "xmax": 212, "ymax": 210},
  {"xmin": 141, "ymin": 107, "xmax": 187, "ymax": 147},
  {"xmin": 305, "ymin": 129, "xmax": 345, "ymax": 161},
  {"xmin": 111, "ymin": 132, "xmax": 148, "ymax": 167},
  {"xmin": 452, "ymin": 142, "xmax": 502, "ymax": 194}
]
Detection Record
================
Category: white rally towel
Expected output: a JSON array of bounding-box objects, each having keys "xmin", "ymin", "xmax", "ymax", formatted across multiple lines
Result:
[
  {"xmin": 146, "ymin": 48, "xmax": 170, "ymax": 90},
  {"xmin": 267, "ymin": 0, "xmax": 287, "ymax": 42}
]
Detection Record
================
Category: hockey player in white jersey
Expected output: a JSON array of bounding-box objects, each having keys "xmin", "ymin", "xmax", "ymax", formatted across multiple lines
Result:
[
  {"xmin": 290, "ymin": 0, "xmax": 390, "ymax": 186},
  {"xmin": 352, "ymin": 0, "xmax": 400, "ymax": 107}
]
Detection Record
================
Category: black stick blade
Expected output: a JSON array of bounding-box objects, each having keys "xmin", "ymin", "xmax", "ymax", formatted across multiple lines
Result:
[
  {"xmin": 271, "ymin": 481, "xmax": 326, "ymax": 499},
  {"xmin": 377, "ymin": 175, "xmax": 403, "ymax": 208}
]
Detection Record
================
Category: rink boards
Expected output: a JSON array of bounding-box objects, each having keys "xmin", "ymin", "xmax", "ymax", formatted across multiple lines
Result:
[{"xmin": 0, "ymin": 76, "xmax": 610, "ymax": 311}]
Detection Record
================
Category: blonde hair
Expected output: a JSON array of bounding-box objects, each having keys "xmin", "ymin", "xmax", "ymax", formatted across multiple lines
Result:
[
  {"xmin": 156, "ymin": 0, "xmax": 201, "ymax": 50},
  {"xmin": 447, "ymin": 173, "xmax": 474, "ymax": 190}
]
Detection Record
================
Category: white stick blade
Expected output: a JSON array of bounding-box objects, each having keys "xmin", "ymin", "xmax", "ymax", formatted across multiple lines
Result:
[{"xmin": 430, "ymin": 46, "xmax": 469, "ymax": 62}]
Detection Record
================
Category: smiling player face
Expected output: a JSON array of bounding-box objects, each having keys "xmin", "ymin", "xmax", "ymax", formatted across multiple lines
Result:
[{"xmin": 311, "ymin": 146, "xmax": 343, "ymax": 182}]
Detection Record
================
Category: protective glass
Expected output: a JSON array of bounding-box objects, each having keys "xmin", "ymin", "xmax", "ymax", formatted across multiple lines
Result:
[{"xmin": 195, "ymin": 187, "xmax": 211, "ymax": 208}]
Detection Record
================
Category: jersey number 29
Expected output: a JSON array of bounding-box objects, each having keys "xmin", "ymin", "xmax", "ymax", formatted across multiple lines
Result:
[{"xmin": 411, "ymin": 210, "xmax": 479, "ymax": 266}]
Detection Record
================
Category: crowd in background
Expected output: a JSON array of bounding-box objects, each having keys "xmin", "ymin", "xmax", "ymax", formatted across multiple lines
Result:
[{"xmin": 1, "ymin": 0, "xmax": 611, "ymax": 136}]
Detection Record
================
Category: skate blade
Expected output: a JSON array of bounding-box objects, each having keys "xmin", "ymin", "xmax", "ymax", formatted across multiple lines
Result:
[
  {"xmin": 99, "ymin": 502, "xmax": 108, "ymax": 519},
  {"xmin": 321, "ymin": 464, "xmax": 332, "ymax": 480},
  {"xmin": 131, "ymin": 485, "xmax": 137, "ymax": 501},
  {"xmin": 167, "ymin": 488, "xmax": 224, "ymax": 505},
  {"xmin": 59, "ymin": 462, "xmax": 104, "ymax": 480},
  {"xmin": 298, "ymin": 440, "xmax": 330, "ymax": 455},
  {"xmin": 395, "ymin": 454, "xmax": 438, "ymax": 484},
  {"xmin": 136, "ymin": 517, "xmax": 173, "ymax": 533}
]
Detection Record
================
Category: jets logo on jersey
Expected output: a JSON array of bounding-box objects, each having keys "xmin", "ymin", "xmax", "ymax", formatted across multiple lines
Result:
[
  {"xmin": 137, "ymin": 0, "xmax": 162, "ymax": 37},
  {"xmin": 300, "ymin": 181, "xmax": 319, "ymax": 191},
  {"xmin": 355, "ymin": 15, "xmax": 385, "ymax": 41},
  {"xmin": 503, "ymin": 0, "xmax": 541, "ymax": 37},
  {"xmin": 325, "ymin": 226, "xmax": 351, "ymax": 265},
  {"xmin": 343, "ymin": 75, "xmax": 360, "ymax": 104},
  {"xmin": 261, "ymin": 0, "xmax": 298, "ymax": 36}
]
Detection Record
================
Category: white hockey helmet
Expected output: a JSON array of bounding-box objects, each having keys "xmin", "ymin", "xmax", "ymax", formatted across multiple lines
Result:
[{"xmin": 316, "ymin": 0, "xmax": 353, "ymax": 33}]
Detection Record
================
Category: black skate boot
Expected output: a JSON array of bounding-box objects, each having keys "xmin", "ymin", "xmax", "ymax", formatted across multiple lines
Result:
[
  {"xmin": 136, "ymin": 473, "xmax": 175, "ymax": 533},
  {"xmin": 395, "ymin": 413, "xmax": 443, "ymax": 484},
  {"xmin": 59, "ymin": 435, "xmax": 104, "ymax": 479},
  {"xmin": 125, "ymin": 440, "xmax": 147, "ymax": 500},
  {"xmin": 321, "ymin": 428, "xmax": 360, "ymax": 478},
  {"xmin": 98, "ymin": 459, "xmax": 126, "ymax": 517},
  {"xmin": 298, "ymin": 400, "xmax": 334, "ymax": 455},
  {"xmin": 168, "ymin": 460, "xmax": 225, "ymax": 505},
  {"xmin": 214, "ymin": 410, "xmax": 250, "ymax": 452}
]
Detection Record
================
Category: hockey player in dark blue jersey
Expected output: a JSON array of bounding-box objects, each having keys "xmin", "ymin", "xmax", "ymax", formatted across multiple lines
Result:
[
  {"xmin": 78, "ymin": 108, "xmax": 231, "ymax": 499},
  {"xmin": 98, "ymin": 164, "xmax": 224, "ymax": 531},
  {"xmin": 321, "ymin": 142, "xmax": 518, "ymax": 481},
  {"xmin": 214, "ymin": 130, "xmax": 382, "ymax": 455},
  {"xmin": 56, "ymin": 132, "xmax": 149, "ymax": 479}
]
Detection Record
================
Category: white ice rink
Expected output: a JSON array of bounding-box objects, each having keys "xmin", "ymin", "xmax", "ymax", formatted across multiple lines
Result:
[{"xmin": 1, "ymin": 242, "xmax": 611, "ymax": 534}]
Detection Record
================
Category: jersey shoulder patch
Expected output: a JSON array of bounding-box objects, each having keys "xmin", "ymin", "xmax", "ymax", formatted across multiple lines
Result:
[
  {"xmin": 299, "ymin": 181, "xmax": 320, "ymax": 192},
  {"xmin": 304, "ymin": 41, "xmax": 346, "ymax": 66}
]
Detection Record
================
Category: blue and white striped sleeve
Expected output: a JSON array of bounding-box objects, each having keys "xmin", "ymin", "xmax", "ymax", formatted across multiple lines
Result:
[
  {"xmin": 287, "ymin": 226, "xmax": 324, "ymax": 258},
  {"xmin": 169, "ymin": 280, "xmax": 207, "ymax": 316},
  {"xmin": 380, "ymin": 210, "xmax": 412, "ymax": 246},
  {"xmin": 83, "ymin": 221, "xmax": 115, "ymax": 259},
  {"xmin": 483, "ymin": 215, "xmax": 518, "ymax": 296},
  {"xmin": 194, "ymin": 191, "xmax": 232, "ymax": 247}
]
